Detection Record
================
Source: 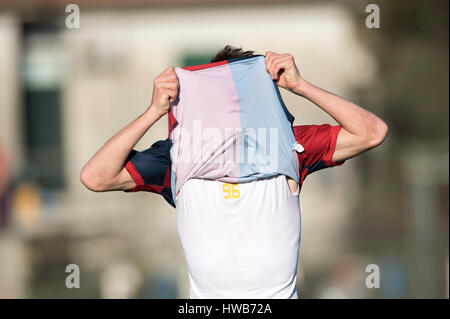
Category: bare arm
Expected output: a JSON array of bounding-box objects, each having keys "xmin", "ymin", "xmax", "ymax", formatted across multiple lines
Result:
[
  {"xmin": 80, "ymin": 67, "xmax": 179, "ymax": 192},
  {"xmin": 265, "ymin": 52, "xmax": 388, "ymax": 163}
]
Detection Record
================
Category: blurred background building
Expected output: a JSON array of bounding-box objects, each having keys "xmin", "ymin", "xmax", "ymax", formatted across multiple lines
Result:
[{"xmin": 0, "ymin": 0, "xmax": 448, "ymax": 298}]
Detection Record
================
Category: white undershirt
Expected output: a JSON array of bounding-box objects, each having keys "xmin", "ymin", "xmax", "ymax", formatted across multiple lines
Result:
[{"xmin": 176, "ymin": 174, "xmax": 301, "ymax": 299}]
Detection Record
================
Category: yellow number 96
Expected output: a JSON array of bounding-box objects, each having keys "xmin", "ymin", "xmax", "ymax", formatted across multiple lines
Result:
[{"xmin": 223, "ymin": 183, "xmax": 240, "ymax": 199}]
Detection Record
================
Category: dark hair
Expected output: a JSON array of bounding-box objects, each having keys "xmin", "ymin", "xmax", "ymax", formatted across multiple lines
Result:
[{"xmin": 210, "ymin": 45, "xmax": 255, "ymax": 63}]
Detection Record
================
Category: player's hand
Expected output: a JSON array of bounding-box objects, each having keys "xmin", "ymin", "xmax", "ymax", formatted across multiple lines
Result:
[
  {"xmin": 265, "ymin": 51, "xmax": 302, "ymax": 92},
  {"xmin": 148, "ymin": 67, "xmax": 179, "ymax": 118}
]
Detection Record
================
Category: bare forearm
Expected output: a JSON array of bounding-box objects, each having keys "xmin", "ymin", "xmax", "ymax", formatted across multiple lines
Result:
[
  {"xmin": 292, "ymin": 79, "xmax": 387, "ymax": 141},
  {"xmin": 81, "ymin": 108, "xmax": 161, "ymax": 190},
  {"xmin": 265, "ymin": 51, "xmax": 388, "ymax": 162},
  {"xmin": 81, "ymin": 66, "xmax": 178, "ymax": 192}
]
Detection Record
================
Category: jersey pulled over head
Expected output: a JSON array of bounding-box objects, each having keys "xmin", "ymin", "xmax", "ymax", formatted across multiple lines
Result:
[{"xmin": 169, "ymin": 55, "xmax": 301, "ymax": 202}]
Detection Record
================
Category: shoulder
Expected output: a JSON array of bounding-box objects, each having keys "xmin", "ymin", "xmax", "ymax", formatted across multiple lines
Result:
[{"xmin": 293, "ymin": 124, "xmax": 344, "ymax": 186}]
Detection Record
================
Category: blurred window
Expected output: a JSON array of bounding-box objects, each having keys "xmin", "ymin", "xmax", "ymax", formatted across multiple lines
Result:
[
  {"xmin": 22, "ymin": 23, "xmax": 65, "ymax": 189},
  {"xmin": 181, "ymin": 52, "xmax": 215, "ymax": 67}
]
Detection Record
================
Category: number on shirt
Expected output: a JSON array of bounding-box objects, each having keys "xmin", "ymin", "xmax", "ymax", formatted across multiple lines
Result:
[{"xmin": 223, "ymin": 183, "xmax": 240, "ymax": 199}]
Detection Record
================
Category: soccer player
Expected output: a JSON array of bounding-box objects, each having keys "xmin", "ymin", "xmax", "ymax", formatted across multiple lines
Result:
[{"xmin": 80, "ymin": 45, "xmax": 388, "ymax": 298}]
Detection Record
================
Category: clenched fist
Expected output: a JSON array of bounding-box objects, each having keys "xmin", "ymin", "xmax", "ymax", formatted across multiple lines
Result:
[
  {"xmin": 265, "ymin": 51, "xmax": 302, "ymax": 92},
  {"xmin": 148, "ymin": 66, "xmax": 179, "ymax": 117}
]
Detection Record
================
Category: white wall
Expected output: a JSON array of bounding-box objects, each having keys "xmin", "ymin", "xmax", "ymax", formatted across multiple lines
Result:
[{"xmin": 0, "ymin": 13, "xmax": 22, "ymax": 170}]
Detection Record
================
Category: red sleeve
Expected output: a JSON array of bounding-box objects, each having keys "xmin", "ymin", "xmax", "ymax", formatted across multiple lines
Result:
[{"xmin": 293, "ymin": 124, "xmax": 344, "ymax": 185}]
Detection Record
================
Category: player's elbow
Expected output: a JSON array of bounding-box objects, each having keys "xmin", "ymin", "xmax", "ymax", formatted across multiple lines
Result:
[
  {"xmin": 80, "ymin": 166, "xmax": 108, "ymax": 192},
  {"xmin": 367, "ymin": 119, "xmax": 389, "ymax": 148}
]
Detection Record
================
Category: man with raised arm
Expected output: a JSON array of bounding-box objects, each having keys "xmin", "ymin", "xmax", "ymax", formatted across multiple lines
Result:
[{"xmin": 80, "ymin": 45, "xmax": 388, "ymax": 299}]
